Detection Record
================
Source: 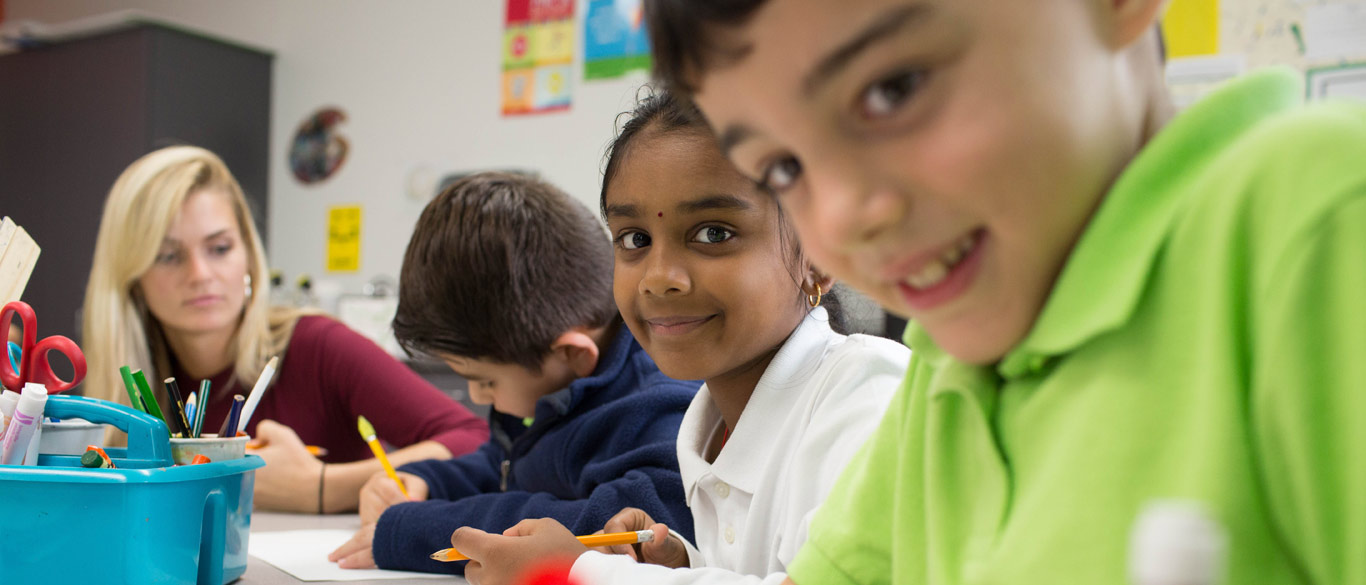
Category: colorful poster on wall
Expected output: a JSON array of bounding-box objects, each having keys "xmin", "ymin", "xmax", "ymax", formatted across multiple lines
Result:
[
  {"xmin": 326, "ymin": 205, "xmax": 361, "ymax": 272},
  {"xmin": 503, "ymin": 0, "xmax": 575, "ymax": 115},
  {"xmin": 584, "ymin": 0, "xmax": 650, "ymax": 80}
]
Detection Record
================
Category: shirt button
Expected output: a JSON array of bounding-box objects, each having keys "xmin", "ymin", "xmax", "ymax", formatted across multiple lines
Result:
[
  {"xmin": 724, "ymin": 525, "xmax": 735, "ymax": 544},
  {"xmin": 716, "ymin": 482, "xmax": 730, "ymax": 498}
]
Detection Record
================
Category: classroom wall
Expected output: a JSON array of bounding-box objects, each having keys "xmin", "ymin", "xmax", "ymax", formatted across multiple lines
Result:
[
  {"xmin": 7, "ymin": 0, "xmax": 650, "ymax": 299},
  {"xmin": 10, "ymin": 0, "xmax": 1363, "ymax": 307}
]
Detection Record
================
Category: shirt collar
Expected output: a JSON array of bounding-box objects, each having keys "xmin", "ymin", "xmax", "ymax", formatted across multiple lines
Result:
[
  {"xmin": 988, "ymin": 68, "xmax": 1303, "ymax": 380},
  {"xmin": 678, "ymin": 308, "xmax": 838, "ymax": 498}
]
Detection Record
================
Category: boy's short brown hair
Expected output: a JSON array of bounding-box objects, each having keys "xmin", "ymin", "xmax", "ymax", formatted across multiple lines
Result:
[
  {"xmin": 394, "ymin": 172, "xmax": 618, "ymax": 371},
  {"xmin": 644, "ymin": 0, "xmax": 1166, "ymax": 93},
  {"xmin": 644, "ymin": 0, "xmax": 769, "ymax": 94}
]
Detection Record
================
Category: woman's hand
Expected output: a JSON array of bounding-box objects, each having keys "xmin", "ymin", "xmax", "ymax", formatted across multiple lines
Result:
[
  {"xmin": 359, "ymin": 470, "xmax": 429, "ymax": 526},
  {"xmin": 250, "ymin": 419, "xmax": 325, "ymax": 513},
  {"xmin": 600, "ymin": 507, "xmax": 689, "ymax": 568}
]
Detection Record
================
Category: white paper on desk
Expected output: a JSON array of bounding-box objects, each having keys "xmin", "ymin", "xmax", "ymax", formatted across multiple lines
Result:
[{"xmin": 249, "ymin": 529, "xmax": 458, "ymax": 581}]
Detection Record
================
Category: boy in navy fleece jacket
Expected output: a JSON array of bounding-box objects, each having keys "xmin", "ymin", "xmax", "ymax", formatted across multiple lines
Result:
[{"xmin": 329, "ymin": 172, "xmax": 698, "ymax": 574}]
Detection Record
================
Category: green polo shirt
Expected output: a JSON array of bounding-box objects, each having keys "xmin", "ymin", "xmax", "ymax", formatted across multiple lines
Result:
[{"xmin": 789, "ymin": 68, "xmax": 1366, "ymax": 585}]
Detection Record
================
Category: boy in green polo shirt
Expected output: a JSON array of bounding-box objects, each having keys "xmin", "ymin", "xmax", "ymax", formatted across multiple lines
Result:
[{"xmin": 635, "ymin": 0, "xmax": 1366, "ymax": 583}]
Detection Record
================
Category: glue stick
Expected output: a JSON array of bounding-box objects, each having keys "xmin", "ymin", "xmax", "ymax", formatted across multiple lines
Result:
[{"xmin": 1, "ymin": 383, "xmax": 48, "ymax": 465}]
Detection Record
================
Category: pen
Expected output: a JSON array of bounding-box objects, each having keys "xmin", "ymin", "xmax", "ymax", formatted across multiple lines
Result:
[
  {"xmin": 218, "ymin": 395, "xmax": 245, "ymax": 438},
  {"xmin": 236, "ymin": 356, "xmax": 278, "ymax": 435},
  {"xmin": 163, "ymin": 377, "xmax": 191, "ymax": 438},
  {"xmin": 192, "ymin": 379, "xmax": 211, "ymax": 438},
  {"xmin": 357, "ymin": 415, "xmax": 408, "ymax": 498},
  {"xmin": 130, "ymin": 369, "xmax": 166, "ymax": 424},
  {"xmin": 429, "ymin": 530, "xmax": 655, "ymax": 562}
]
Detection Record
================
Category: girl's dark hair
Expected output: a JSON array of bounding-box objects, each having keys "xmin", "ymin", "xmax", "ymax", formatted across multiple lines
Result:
[
  {"xmin": 599, "ymin": 88, "xmax": 709, "ymax": 218},
  {"xmin": 600, "ymin": 88, "xmax": 850, "ymax": 333}
]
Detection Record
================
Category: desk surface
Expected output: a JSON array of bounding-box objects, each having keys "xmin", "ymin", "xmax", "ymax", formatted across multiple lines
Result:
[{"xmin": 243, "ymin": 513, "xmax": 467, "ymax": 584}]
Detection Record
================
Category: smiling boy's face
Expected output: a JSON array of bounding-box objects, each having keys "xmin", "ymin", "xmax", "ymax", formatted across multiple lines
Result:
[{"xmin": 691, "ymin": 0, "xmax": 1159, "ymax": 363}]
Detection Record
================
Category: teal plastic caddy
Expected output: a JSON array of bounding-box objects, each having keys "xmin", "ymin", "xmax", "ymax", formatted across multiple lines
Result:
[{"xmin": 0, "ymin": 395, "xmax": 265, "ymax": 584}]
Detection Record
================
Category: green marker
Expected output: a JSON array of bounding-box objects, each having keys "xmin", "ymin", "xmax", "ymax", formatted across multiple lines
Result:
[
  {"xmin": 192, "ymin": 379, "xmax": 211, "ymax": 438},
  {"xmin": 118, "ymin": 366, "xmax": 146, "ymax": 413},
  {"xmin": 130, "ymin": 369, "xmax": 166, "ymax": 423}
]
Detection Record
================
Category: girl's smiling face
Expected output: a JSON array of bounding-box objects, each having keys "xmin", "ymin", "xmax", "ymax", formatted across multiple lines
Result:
[{"xmin": 607, "ymin": 127, "xmax": 810, "ymax": 387}]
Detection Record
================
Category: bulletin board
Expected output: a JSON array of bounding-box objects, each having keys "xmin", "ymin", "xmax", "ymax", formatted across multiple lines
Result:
[{"xmin": 1165, "ymin": 0, "xmax": 1366, "ymax": 105}]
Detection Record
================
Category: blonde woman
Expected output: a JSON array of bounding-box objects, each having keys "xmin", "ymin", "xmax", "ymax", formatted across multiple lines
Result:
[{"xmin": 83, "ymin": 146, "xmax": 488, "ymax": 513}]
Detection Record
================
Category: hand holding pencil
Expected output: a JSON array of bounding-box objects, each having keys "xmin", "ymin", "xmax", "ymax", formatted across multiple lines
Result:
[
  {"xmin": 433, "ymin": 528, "xmax": 655, "ymax": 562},
  {"xmin": 599, "ymin": 507, "xmax": 689, "ymax": 567},
  {"xmin": 443, "ymin": 518, "xmax": 611, "ymax": 585}
]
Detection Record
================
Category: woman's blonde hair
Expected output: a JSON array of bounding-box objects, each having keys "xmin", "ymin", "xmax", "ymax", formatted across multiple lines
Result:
[{"xmin": 82, "ymin": 146, "xmax": 305, "ymax": 434}]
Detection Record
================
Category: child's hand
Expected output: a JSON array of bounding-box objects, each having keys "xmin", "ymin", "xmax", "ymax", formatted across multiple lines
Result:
[
  {"xmin": 600, "ymin": 507, "xmax": 689, "ymax": 568},
  {"xmin": 328, "ymin": 523, "xmax": 378, "ymax": 570},
  {"xmin": 453, "ymin": 518, "xmax": 587, "ymax": 585},
  {"xmin": 359, "ymin": 471, "xmax": 428, "ymax": 526}
]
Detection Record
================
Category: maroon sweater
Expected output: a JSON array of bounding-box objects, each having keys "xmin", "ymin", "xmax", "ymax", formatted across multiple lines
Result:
[{"xmin": 171, "ymin": 316, "xmax": 488, "ymax": 463}]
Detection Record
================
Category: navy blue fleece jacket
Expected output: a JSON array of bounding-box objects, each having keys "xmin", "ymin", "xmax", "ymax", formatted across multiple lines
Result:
[{"xmin": 372, "ymin": 325, "xmax": 699, "ymax": 574}]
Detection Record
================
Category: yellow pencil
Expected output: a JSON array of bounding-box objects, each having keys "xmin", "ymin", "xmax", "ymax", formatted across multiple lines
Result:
[
  {"xmin": 357, "ymin": 415, "xmax": 409, "ymax": 499},
  {"xmin": 429, "ymin": 529, "xmax": 655, "ymax": 562}
]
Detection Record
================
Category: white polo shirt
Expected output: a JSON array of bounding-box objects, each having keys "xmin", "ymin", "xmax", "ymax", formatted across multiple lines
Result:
[{"xmin": 570, "ymin": 307, "xmax": 908, "ymax": 585}]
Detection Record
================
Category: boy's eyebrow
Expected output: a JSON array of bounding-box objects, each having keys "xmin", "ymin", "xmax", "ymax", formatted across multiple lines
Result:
[
  {"xmin": 677, "ymin": 194, "xmax": 752, "ymax": 214},
  {"xmin": 717, "ymin": 126, "xmax": 753, "ymax": 159},
  {"xmin": 605, "ymin": 203, "xmax": 640, "ymax": 219},
  {"xmin": 717, "ymin": 5, "xmax": 933, "ymax": 159},
  {"xmin": 802, "ymin": 3, "xmax": 935, "ymax": 97}
]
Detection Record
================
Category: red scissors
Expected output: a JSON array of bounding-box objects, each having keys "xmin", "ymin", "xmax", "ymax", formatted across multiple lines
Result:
[{"xmin": 0, "ymin": 301, "xmax": 87, "ymax": 393}]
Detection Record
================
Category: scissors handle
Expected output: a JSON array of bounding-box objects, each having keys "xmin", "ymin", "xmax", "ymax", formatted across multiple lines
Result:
[
  {"xmin": 0, "ymin": 301, "xmax": 37, "ymax": 390},
  {"xmin": 23, "ymin": 335, "xmax": 88, "ymax": 393}
]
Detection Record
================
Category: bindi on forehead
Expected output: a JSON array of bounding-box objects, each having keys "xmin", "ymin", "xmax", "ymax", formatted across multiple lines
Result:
[{"xmin": 658, "ymin": 212, "xmax": 664, "ymax": 217}]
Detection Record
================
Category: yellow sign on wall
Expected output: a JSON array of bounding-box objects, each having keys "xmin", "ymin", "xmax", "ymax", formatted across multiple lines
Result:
[
  {"xmin": 1163, "ymin": 0, "xmax": 1219, "ymax": 58},
  {"xmin": 326, "ymin": 205, "xmax": 361, "ymax": 272}
]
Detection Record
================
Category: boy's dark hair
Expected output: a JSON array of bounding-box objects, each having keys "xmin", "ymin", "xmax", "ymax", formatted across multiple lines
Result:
[
  {"xmin": 601, "ymin": 88, "xmax": 850, "ymax": 333},
  {"xmin": 644, "ymin": 1, "xmax": 1169, "ymax": 93},
  {"xmin": 644, "ymin": 0, "xmax": 768, "ymax": 94},
  {"xmin": 394, "ymin": 172, "xmax": 619, "ymax": 371}
]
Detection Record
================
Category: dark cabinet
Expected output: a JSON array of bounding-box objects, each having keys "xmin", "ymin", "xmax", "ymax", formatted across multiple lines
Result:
[{"xmin": 0, "ymin": 22, "xmax": 272, "ymax": 340}]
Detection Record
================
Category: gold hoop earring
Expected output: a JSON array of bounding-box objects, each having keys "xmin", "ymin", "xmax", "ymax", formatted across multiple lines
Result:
[{"xmin": 807, "ymin": 283, "xmax": 823, "ymax": 308}]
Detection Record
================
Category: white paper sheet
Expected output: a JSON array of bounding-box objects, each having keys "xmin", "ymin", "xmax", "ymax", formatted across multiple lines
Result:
[{"xmin": 249, "ymin": 529, "xmax": 461, "ymax": 582}]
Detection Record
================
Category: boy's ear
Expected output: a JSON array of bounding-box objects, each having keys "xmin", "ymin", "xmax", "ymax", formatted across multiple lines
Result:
[
  {"xmin": 550, "ymin": 330, "xmax": 601, "ymax": 378},
  {"xmin": 1106, "ymin": 0, "xmax": 1168, "ymax": 50}
]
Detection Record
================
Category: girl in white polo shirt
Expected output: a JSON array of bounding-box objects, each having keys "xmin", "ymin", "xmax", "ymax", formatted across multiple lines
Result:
[{"xmin": 449, "ymin": 90, "xmax": 909, "ymax": 585}]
